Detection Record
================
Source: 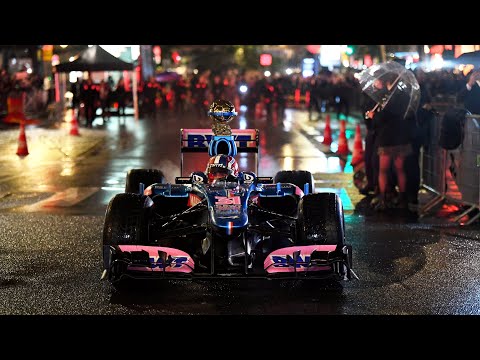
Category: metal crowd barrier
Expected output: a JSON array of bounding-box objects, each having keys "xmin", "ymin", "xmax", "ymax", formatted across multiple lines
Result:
[
  {"xmin": 418, "ymin": 107, "xmax": 447, "ymax": 218},
  {"xmin": 450, "ymin": 114, "xmax": 480, "ymax": 224},
  {"xmin": 419, "ymin": 105, "xmax": 480, "ymax": 225}
]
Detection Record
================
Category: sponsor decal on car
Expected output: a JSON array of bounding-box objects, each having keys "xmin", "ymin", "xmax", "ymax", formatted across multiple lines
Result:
[
  {"xmin": 215, "ymin": 195, "xmax": 242, "ymax": 216},
  {"xmin": 181, "ymin": 129, "xmax": 258, "ymax": 150},
  {"xmin": 270, "ymin": 255, "xmax": 312, "ymax": 268},
  {"xmin": 119, "ymin": 245, "xmax": 194, "ymax": 273},
  {"xmin": 150, "ymin": 256, "xmax": 189, "ymax": 268},
  {"xmin": 187, "ymin": 134, "xmax": 252, "ymax": 148},
  {"xmin": 243, "ymin": 173, "xmax": 255, "ymax": 182},
  {"xmin": 264, "ymin": 245, "xmax": 337, "ymax": 273},
  {"xmin": 192, "ymin": 174, "xmax": 205, "ymax": 183},
  {"xmin": 215, "ymin": 195, "xmax": 241, "ymax": 205}
]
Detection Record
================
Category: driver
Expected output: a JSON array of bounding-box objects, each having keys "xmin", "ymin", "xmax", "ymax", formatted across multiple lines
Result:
[
  {"xmin": 187, "ymin": 155, "xmax": 239, "ymax": 207},
  {"xmin": 205, "ymin": 154, "xmax": 239, "ymax": 184}
]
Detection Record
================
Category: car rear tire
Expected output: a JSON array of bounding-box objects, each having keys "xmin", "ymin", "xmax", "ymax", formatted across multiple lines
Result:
[
  {"xmin": 125, "ymin": 169, "xmax": 165, "ymax": 194},
  {"xmin": 274, "ymin": 170, "xmax": 315, "ymax": 194},
  {"xmin": 297, "ymin": 193, "xmax": 345, "ymax": 246}
]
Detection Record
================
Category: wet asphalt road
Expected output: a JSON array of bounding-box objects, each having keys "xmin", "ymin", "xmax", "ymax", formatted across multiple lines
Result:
[
  {"xmin": 1, "ymin": 108, "xmax": 480, "ymax": 315},
  {"xmin": 2, "ymin": 212, "xmax": 480, "ymax": 315}
]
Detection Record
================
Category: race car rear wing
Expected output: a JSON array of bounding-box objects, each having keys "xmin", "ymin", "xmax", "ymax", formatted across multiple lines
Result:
[{"xmin": 180, "ymin": 128, "xmax": 260, "ymax": 175}]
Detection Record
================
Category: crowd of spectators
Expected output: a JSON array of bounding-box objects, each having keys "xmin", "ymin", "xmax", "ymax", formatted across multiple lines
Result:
[
  {"xmin": 0, "ymin": 65, "xmax": 476, "ymax": 126},
  {"xmin": 0, "ymin": 68, "xmax": 48, "ymax": 116}
]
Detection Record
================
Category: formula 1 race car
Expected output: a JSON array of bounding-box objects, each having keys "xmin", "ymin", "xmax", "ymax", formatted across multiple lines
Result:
[{"xmin": 101, "ymin": 100, "xmax": 356, "ymax": 286}]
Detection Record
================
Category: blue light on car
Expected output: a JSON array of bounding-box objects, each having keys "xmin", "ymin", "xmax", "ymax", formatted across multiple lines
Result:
[{"xmin": 304, "ymin": 183, "xmax": 309, "ymax": 195}]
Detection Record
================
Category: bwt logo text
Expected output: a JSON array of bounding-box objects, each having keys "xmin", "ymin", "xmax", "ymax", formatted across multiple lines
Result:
[
  {"xmin": 271, "ymin": 255, "xmax": 313, "ymax": 268},
  {"xmin": 187, "ymin": 135, "xmax": 253, "ymax": 148}
]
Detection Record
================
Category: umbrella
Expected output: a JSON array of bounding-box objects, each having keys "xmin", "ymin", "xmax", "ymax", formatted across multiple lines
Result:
[
  {"xmin": 155, "ymin": 71, "xmax": 181, "ymax": 83},
  {"xmin": 453, "ymin": 50, "xmax": 480, "ymax": 67},
  {"xmin": 355, "ymin": 61, "xmax": 420, "ymax": 119}
]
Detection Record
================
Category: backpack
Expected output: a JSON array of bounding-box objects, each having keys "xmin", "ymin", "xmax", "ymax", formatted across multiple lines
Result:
[
  {"xmin": 439, "ymin": 108, "xmax": 468, "ymax": 150},
  {"xmin": 414, "ymin": 107, "xmax": 436, "ymax": 148}
]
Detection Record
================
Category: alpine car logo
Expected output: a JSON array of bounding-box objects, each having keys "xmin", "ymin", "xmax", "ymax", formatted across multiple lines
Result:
[
  {"xmin": 192, "ymin": 174, "xmax": 205, "ymax": 183},
  {"xmin": 243, "ymin": 173, "xmax": 255, "ymax": 182}
]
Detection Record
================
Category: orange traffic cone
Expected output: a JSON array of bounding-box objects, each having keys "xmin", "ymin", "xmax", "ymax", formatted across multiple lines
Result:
[
  {"xmin": 69, "ymin": 109, "xmax": 80, "ymax": 136},
  {"xmin": 234, "ymin": 96, "xmax": 241, "ymax": 113},
  {"xmin": 305, "ymin": 90, "xmax": 310, "ymax": 109},
  {"xmin": 271, "ymin": 103, "xmax": 278, "ymax": 126},
  {"xmin": 16, "ymin": 122, "xmax": 29, "ymax": 156},
  {"xmin": 294, "ymin": 88, "xmax": 300, "ymax": 108},
  {"xmin": 351, "ymin": 123, "xmax": 364, "ymax": 166},
  {"xmin": 322, "ymin": 114, "xmax": 332, "ymax": 145},
  {"xmin": 336, "ymin": 119, "xmax": 350, "ymax": 156},
  {"xmin": 339, "ymin": 117, "xmax": 346, "ymax": 133}
]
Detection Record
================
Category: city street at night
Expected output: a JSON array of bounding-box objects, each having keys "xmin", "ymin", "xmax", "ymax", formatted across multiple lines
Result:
[{"xmin": 2, "ymin": 44, "xmax": 480, "ymax": 318}]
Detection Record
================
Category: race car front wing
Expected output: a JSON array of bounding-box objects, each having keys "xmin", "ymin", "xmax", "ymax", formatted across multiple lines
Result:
[{"xmin": 103, "ymin": 244, "xmax": 358, "ymax": 282}]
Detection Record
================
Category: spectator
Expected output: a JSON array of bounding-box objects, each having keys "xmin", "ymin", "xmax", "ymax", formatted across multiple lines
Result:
[
  {"xmin": 115, "ymin": 77, "xmax": 127, "ymax": 116},
  {"xmin": 79, "ymin": 76, "xmax": 98, "ymax": 128},
  {"xmin": 405, "ymin": 69, "xmax": 433, "ymax": 212},
  {"xmin": 366, "ymin": 74, "xmax": 415, "ymax": 211},
  {"xmin": 457, "ymin": 70, "xmax": 480, "ymax": 115},
  {"xmin": 99, "ymin": 79, "xmax": 111, "ymax": 121},
  {"xmin": 361, "ymin": 94, "xmax": 379, "ymax": 196},
  {"xmin": 142, "ymin": 76, "xmax": 158, "ymax": 116}
]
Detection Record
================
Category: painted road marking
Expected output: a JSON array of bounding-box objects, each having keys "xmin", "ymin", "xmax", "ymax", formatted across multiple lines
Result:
[
  {"xmin": 0, "ymin": 163, "xmax": 63, "ymax": 184},
  {"xmin": 20, "ymin": 187, "xmax": 99, "ymax": 212},
  {"xmin": 0, "ymin": 191, "xmax": 12, "ymax": 199}
]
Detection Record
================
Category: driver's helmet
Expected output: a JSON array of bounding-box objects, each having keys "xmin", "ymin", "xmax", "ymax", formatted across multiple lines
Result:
[{"xmin": 205, "ymin": 155, "xmax": 239, "ymax": 183}]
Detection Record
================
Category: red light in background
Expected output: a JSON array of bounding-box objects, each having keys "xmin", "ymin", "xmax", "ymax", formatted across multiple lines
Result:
[
  {"xmin": 51, "ymin": 54, "xmax": 60, "ymax": 66},
  {"xmin": 172, "ymin": 51, "xmax": 181, "ymax": 64},
  {"xmin": 454, "ymin": 45, "xmax": 462, "ymax": 58},
  {"xmin": 430, "ymin": 45, "xmax": 444, "ymax": 55},
  {"xmin": 153, "ymin": 45, "xmax": 161, "ymax": 64},
  {"xmin": 306, "ymin": 45, "xmax": 321, "ymax": 54},
  {"xmin": 260, "ymin": 54, "xmax": 272, "ymax": 66},
  {"xmin": 135, "ymin": 65, "xmax": 141, "ymax": 85},
  {"xmin": 123, "ymin": 70, "xmax": 130, "ymax": 91},
  {"xmin": 294, "ymin": 88, "xmax": 300, "ymax": 105}
]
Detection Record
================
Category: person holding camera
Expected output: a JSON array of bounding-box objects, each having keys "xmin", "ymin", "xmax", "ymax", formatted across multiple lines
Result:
[{"xmin": 458, "ymin": 70, "xmax": 480, "ymax": 115}]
